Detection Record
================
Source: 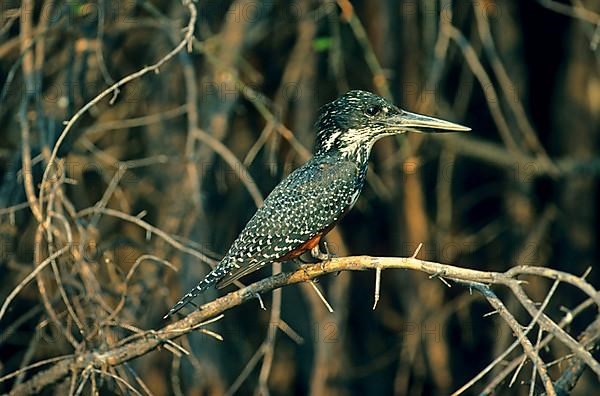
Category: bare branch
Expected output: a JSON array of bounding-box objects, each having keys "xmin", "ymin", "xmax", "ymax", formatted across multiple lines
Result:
[{"xmin": 8, "ymin": 255, "xmax": 599, "ymax": 395}]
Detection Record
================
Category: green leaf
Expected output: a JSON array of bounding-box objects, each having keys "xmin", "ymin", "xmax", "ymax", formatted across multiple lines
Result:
[{"xmin": 313, "ymin": 37, "xmax": 333, "ymax": 52}]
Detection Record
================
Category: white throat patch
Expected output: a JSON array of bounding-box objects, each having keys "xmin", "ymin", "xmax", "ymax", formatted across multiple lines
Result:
[{"xmin": 339, "ymin": 127, "xmax": 373, "ymax": 163}]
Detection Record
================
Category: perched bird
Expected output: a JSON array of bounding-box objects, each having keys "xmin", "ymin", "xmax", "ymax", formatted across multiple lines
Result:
[{"xmin": 165, "ymin": 90, "xmax": 469, "ymax": 318}]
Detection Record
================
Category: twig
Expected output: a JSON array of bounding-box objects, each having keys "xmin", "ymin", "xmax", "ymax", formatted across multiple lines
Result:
[
  {"xmin": 82, "ymin": 105, "xmax": 187, "ymax": 137},
  {"xmin": 529, "ymin": 327, "xmax": 544, "ymax": 396},
  {"xmin": 507, "ymin": 281, "xmax": 600, "ymax": 377},
  {"xmin": 553, "ymin": 315, "xmax": 600, "ymax": 394},
  {"xmin": 100, "ymin": 255, "xmax": 177, "ymax": 326},
  {"xmin": 92, "ymin": 369, "xmax": 143, "ymax": 396},
  {"xmin": 335, "ymin": 0, "xmax": 392, "ymax": 99},
  {"xmin": 452, "ymin": 279, "xmax": 560, "ymax": 395},
  {"xmin": 438, "ymin": 134, "xmax": 600, "ymax": 178},
  {"xmin": 226, "ymin": 346, "xmax": 264, "ymax": 396},
  {"xmin": 0, "ymin": 245, "xmax": 69, "ymax": 322},
  {"xmin": 469, "ymin": 283, "xmax": 555, "ymax": 395},
  {"xmin": 446, "ymin": 25, "xmax": 521, "ymax": 154},
  {"xmin": 0, "ymin": 354, "xmax": 73, "ymax": 384},
  {"xmin": 480, "ymin": 298, "xmax": 595, "ymax": 395},
  {"xmin": 76, "ymin": 207, "xmax": 216, "ymax": 265},
  {"xmin": 190, "ymin": 127, "xmax": 264, "ymax": 207},
  {"xmin": 277, "ymin": 320, "xmax": 305, "ymax": 345},
  {"xmin": 18, "ymin": 0, "xmax": 43, "ymax": 223}
]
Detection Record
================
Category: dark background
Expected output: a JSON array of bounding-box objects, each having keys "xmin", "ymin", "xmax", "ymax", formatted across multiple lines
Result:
[{"xmin": 0, "ymin": 0, "xmax": 599, "ymax": 395}]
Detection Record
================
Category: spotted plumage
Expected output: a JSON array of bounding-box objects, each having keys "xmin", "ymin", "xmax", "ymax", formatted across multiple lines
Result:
[{"xmin": 165, "ymin": 90, "xmax": 470, "ymax": 318}]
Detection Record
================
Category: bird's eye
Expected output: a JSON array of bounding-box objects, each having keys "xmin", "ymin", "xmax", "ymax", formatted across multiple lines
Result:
[{"xmin": 366, "ymin": 105, "xmax": 382, "ymax": 117}]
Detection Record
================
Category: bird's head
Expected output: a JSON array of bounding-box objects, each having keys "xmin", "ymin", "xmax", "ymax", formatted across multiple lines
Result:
[{"xmin": 314, "ymin": 90, "xmax": 470, "ymax": 159}]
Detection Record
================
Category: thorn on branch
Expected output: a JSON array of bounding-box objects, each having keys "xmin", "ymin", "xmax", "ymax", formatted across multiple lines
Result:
[
  {"xmin": 509, "ymin": 356, "xmax": 527, "ymax": 388},
  {"xmin": 411, "ymin": 242, "xmax": 423, "ymax": 258},
  {"xmin": 255, "ymin": 293, "xmax": 266, "ymax": 310},
  {"xmin": 372, "ymin": 266, "xmax": 382, "ymax": 310},
  {"xmin": 483, "ymin": 310, "xmax": 499, "ymax": 318},
  {"xmin": 581, "ymin": 266, "xmax": 592, "ymax": 279},
  {"xmin": 309, "ymin": 281, "xmax": 334, "ymax": 313},
  {"xmin": 200, "ymin": 328, "xmax": 223, "ymax": 341},
  {"xmin": 135, "ymin": 210, "xmax": 147, "ymax": 219},
  {"xmin": 109, "ymin": 87, "xmax": 120, "ymax": 105},
  {"xmin": 429, "ymin": 270, "xmax": 452, "ymax": 288}
]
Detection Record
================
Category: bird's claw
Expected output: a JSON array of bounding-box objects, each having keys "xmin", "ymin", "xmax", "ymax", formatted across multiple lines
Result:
[
  {"xmin": 310, "ymin": 244, "xmax": 330, "ymax": 262},
  {"xmin": 311, "ymin": 242, "xmax": 335, "ymax": 271}
]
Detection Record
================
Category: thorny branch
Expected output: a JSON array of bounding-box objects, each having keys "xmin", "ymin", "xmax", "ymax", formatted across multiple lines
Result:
[{"xmin": 4, "ymin": 255, "xmax": 599, "ymax": 395}]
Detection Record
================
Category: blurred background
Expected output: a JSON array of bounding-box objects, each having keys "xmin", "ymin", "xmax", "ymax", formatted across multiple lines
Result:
[{"xmin": 1, "ymin": 0, "xmax": 599, "ymax": 395}]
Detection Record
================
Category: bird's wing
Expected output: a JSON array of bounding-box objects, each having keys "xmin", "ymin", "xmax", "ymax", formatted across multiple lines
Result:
[
  {"xmin": 215, "ymin": 257, "xmax": 263, "ymax": 289},
  {"xmin": 216, "ymin": 156, "xmax": 362, "ymax": 289}
]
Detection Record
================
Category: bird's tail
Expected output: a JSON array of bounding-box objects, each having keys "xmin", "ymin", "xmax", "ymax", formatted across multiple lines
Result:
[{"xmin": 163, "ymin": 268, "xmax": 224, "ymax": 319}]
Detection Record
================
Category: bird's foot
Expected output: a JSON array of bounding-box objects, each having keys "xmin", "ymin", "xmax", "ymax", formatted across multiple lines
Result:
[
  {"xmin": 311, "ymin": 242, "xmax": 334, "ymax": 270},
  {"xmin": 310, "ymin": 244, "xmax": 329, "ymax": 261},
  {"xmin": 324, "ymin": 241, "xmax": 337, "ymax": 259}
]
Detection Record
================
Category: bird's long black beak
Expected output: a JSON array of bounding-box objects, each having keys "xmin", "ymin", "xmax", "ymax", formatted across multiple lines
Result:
[{"xmin": 385, "ymin": 110, "xmax": 471, "ymax": 133}]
